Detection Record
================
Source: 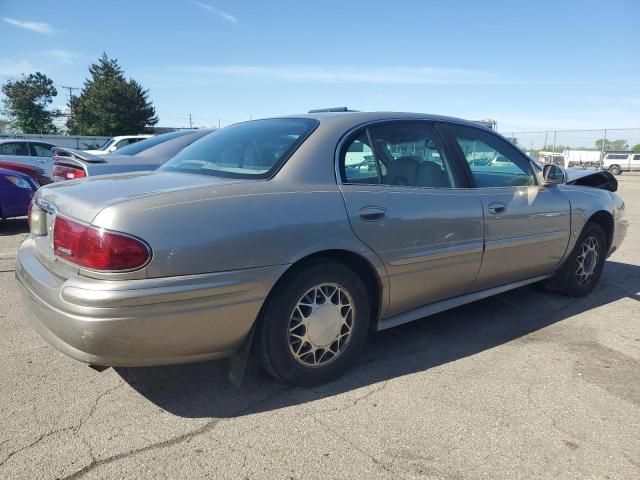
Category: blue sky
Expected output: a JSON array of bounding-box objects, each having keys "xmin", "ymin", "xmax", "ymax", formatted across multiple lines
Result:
[{"xmin": 0, "ymin": 0, "xmax": 638, "ymax": 132}]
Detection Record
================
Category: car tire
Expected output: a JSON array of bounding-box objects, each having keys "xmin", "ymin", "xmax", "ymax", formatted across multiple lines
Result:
[
  {"xmin": 258, "ymin": 260, "xmax": 370, "ymax": 386},
  {"xmin": 551, "ymin": 222, "xmax": 607, "ymax": 297},
  {"xmin": 609, "ymin": 165, "xmax": 621, "ymax": 175}
]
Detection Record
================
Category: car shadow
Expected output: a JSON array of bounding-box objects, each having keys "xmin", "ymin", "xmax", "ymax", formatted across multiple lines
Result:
[
  {"xmin": 0, "ymin": 217, "xmax": 29, "ymax": 235},
  {"xmin": 116, "ymin": 260, "xmax": 639, "ymax": 419}
]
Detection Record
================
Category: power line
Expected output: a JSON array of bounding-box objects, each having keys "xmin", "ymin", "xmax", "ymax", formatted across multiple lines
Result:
[{"xmin": 58, "ymin": 85, "xmax": 80, "ymax": 101}]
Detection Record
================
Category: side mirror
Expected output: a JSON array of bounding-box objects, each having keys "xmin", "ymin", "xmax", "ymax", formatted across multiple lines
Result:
[
  {"xmin": 542, "ymin": 163, "xmax": 566, "ymax": 185},
  {"xmin": 108, "ymin": 145, "xmax": 117, "ymax": 152}
]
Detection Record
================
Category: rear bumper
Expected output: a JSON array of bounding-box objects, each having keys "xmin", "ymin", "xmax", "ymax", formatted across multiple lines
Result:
[{"xmin": 16, "ymin": 238, "xmax": 286, "ymax": 367}]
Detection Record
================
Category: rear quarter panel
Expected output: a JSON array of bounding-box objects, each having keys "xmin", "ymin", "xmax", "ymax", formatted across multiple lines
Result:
[{"xmin": 91, "ymin": 180, "xmax": 383, "ymax": 280}]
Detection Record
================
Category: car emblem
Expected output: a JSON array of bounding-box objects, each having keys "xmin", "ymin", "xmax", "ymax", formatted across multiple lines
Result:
[{"xmin": 35, "ymin": 198, "xmax": 57, "ymax": 215}]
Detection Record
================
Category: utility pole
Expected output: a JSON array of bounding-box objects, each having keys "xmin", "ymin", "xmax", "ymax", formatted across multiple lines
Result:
[
  {"xmin": 189, "ymin": 114, "xmax": 193, "ymax": 128},
  {"xmin": 218, "ymin": 119, "xmax": 221, "ymax": 128},
  {"xmin": 60, "ymin": 85, "xmax": 80, "ymax": 101},
  {"xmin": 60, "ymin": 85, "xmax": 80, "ymax": 116}
]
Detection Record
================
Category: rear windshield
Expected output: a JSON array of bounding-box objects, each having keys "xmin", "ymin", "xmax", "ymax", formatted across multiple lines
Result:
[
  {"xmin": 116, "ymin": 130, "xmax": 197, "ymax": 156},
  {"xmin": 160, "ymin": 118, "xmax": 318, "ymax": 179}
]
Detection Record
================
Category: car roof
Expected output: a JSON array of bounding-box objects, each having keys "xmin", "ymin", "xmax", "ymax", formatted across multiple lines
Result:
[
  {"xmin": 0, "ymin": 138, "xmax": 56, "ymax": 145},
  {"xmin": 111, "ymin": 135, "xmax": 154, "ymax": 139},
  {"xmin": 263, "ymin": 111, "xmax": 491, "ymax": 131}
]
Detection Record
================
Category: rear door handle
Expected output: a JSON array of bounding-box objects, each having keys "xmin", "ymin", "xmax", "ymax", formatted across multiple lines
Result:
[
  {"xmin": 488, "ymin": 202, "xmax": 507, "ymax": 215},
  {"xmin": 358, "ymin": 206, "xmax": 387, "ymax": 221}
]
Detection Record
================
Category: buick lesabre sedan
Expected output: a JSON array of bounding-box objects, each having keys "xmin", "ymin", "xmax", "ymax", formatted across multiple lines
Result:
[{"xmin": 16, "ymin": 112, "xmax": 628, "ymax": 386}]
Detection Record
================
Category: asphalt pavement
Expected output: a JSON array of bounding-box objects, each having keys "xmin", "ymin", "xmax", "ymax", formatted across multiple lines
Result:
[{"xmin": 1, "ymin": 176, "xmax": 639, "ymax": 479}]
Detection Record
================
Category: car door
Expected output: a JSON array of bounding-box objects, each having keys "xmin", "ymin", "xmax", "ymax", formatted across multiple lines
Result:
[
  {"xmin": 631, "ymin": 154, "xmax": 640, "ymax": 171},
  {"xmin": 338, "ymin": 120, "xmax": 484, "ymax": 317},
  {"xmin": 28, "ymin": 142, "xmax": 55, "ymax": 177},
  {"xmin": 441, "ymin": 123, "xmax": 571, "ymax": 291},
  {"xmin": 0, "ymin": 141, "xmax": 33, "ymax": 167}
]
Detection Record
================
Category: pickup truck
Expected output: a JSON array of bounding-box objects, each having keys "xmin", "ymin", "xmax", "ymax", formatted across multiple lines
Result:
[{"xmin": 602, "ymin": 151, "xmax": 640, "ymax": 175}]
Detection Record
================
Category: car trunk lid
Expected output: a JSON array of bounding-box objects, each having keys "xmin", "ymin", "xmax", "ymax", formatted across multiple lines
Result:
[{"xmin": 30, "ymin": 171, "xmax": 246, "ymax": 275}]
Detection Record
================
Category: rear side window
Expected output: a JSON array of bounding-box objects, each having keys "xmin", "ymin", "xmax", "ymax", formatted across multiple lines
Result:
[
  {"xmin": 30, "ymin": 143, "xmax": 53, "ymax": 157},
  {"xmin": 341, "ymin": 121, "xmax": 461, "ymax": 188},
  {"xmin": 161, "ymin": 118, "xmax": 318, "ymax": 179},
  {"xmin": 0, "ymin": 142, "xmax": 29, "ymax": 156},
  {"xmin": 607, "ymin": 154, "xmax": 629, "ymax": 160}
]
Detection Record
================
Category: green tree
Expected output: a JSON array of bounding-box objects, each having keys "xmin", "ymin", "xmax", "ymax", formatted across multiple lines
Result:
[
  {"xmin": 632, "ymin": 144, "xmax": 640, "ymax": 153},
  {"xmin": 1, "ymin": 72, "xmax": 59, "ymax": 133},
  {"xmin": 595, "ymin": 138, "xmax": 629, "ymax": 151},
  {"xmin": 67, "ymin": 53, "xmax": 158, "ymax": 135}
]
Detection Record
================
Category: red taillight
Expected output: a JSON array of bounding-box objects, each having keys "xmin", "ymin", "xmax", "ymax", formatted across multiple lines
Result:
[
  {"xmin": 53, "ymin": 164, "xmax": 86, "ymax": 180},
  {"xmin": 53, "ymin": 217, "xmax": 150, "ymax": 271}
]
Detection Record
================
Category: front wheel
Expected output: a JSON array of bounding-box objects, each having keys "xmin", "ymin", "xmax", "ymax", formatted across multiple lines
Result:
[
  {"xmin": 551, "ymin": 222, "xmax": 607, "ymax": 297},
  {"xmin": 258, "ymin": 260, "xmax": 370, "ymax": 386}
]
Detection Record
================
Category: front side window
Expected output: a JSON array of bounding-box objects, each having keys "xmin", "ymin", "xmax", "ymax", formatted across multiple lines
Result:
[
  {"xmin": 633, "ymin": 155, "xmax": 640, "ymax": 161},
  {"xmin": 161, "ymin": 118, "xmax": 318, "ymax": 179},
  {"xmin": 113, "ymin": 139, "xmax": 132, "ymax": 150},
  {"xmin": 447, "ymin": 125, "xmax": 535, "ymax": 187},
  {"xmin": 341, "ymin": 122, "xmax": 460, "ymax": 188},
  {"xmin": 0, "ymin": 142, "xmax": 29, "ymax": 156}
]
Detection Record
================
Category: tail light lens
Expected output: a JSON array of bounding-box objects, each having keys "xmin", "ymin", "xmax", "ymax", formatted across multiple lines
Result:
[
  {"xmin": 53, "ymin": 164, "xmax": 86, "ymax": 180},
  {"xmin": 53, "ymin": 217, "xmax": 150, "ymax": 271}
]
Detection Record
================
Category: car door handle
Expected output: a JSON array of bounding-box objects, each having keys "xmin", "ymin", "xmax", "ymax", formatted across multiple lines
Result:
[
  {"xmin": 358, "ymin": 206, "xmax": 387, "ymax": 221},
  {"xmin": 488, "ymin": 202, "xmax": 507, "ymax": 215}
]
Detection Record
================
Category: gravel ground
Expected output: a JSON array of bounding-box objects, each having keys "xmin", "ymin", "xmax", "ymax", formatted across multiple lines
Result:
[{"xmin": 1, "ymin": 176, "xmax": 639, "ymax": 480}]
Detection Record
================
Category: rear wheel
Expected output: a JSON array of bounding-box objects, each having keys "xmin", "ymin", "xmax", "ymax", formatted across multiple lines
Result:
[
  {"xmin": 551, "ymin": 222, "xmax": 607, "ymax": 297},
  {"xmin": 608, "ymin": 165, "xmax": 621, "ymax": 175},
  {"xmin": 258, "ymin": 260, "xmax": 370, "ymax": 386}
]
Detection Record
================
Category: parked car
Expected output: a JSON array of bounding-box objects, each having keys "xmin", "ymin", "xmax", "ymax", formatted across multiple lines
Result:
[
  {"xmin": 52, "ymin": 129, "xmax": 215, "ymax": 180},
  {"xmin": 84, "ymin": 135, "xmax": 154, "ymax": 155},
  {"xmin": 602, "ymin": 151, "xmax": 640, "ymax": 175},
  {"xmin": 0, "ymin": 139, "xmax": 56, "ymax": 180},
  {"xmin": 0, "ymin": 160, "xmax": 50, "ymax": 186},
  {"xmin": 0, "ymin": 167, "xmax": 38, "ymax": 219},
  {"xmin": 17, "ymin": 112, "xmax": 628, "ymax": 386}
]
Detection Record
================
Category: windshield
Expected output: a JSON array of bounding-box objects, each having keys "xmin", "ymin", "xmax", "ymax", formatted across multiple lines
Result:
[
  {"xmin": 98, "ymin": 138, "xmax": 116, "ymax": 150},
  {"xmin": 161, "ymin": 118, "xmax": 318, "ymax": 179},
  {"xmin": 115, "ymin": 130, "xmax": 197, "ymax": 156}
]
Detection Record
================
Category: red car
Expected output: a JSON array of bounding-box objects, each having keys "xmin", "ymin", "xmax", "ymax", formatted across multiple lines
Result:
[{"xmin": 0, "ymin": 161, "xmax": 50, "ymax": 186}]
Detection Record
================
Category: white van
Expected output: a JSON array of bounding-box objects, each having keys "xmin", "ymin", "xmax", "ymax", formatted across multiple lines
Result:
[{"xmin": 602, "ymin": 152, "xmax": 640, "ymax": 175}]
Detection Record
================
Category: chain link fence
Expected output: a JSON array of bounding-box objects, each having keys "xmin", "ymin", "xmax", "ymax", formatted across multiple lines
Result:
[
  {"xmin": 500, "ymin": 128, "xmax": 640, "ymax": 169},
  {"xmin": 0, "ymin": 133, "xmax": 110, "ymax": 150}
]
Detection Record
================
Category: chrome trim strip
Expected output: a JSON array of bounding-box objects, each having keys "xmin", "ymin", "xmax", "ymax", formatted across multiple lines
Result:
[
  {"xmin": 485, "ymin": 231, "xmax": 568, "ymax": 252},
  {"xmin": 389, "ymin": 242, "xmax": 484, "ymax": 266}
]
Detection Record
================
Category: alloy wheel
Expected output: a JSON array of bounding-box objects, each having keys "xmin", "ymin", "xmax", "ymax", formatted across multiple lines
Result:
[
  {"xmin": 288, "ymin": 283, "xmax": 355, "ymax": 367},
  {"xmin": 575, "ymin": 236, "xmax": 600, "ymax": 286}
]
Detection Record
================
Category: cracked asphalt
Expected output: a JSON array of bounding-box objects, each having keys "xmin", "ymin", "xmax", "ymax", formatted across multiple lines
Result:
[{"xmin": 1, "ymin": 176, "xmax": 639, "ymax": 479}]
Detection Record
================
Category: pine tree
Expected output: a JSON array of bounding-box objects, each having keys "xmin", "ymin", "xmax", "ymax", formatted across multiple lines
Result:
[
  {"xmin": 67, "ymin": 53, "xmax": 158, "ymax": 135},
  {"xmin": 1, "ymin": 72, "xmax": 59, "ymax": 134}
]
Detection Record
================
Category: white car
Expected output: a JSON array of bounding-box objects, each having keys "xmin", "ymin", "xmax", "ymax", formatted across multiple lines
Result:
[
  {"xmin": 0, "ymin": 138, "xmax": 56, "ymax": 180},
  {"xmin": 84, "ymin": 135, "xmax": 154, "ymax": 155},
  {"xmin": 602, "ymin": 151, "xmax": 640, "ymax": 175}
]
